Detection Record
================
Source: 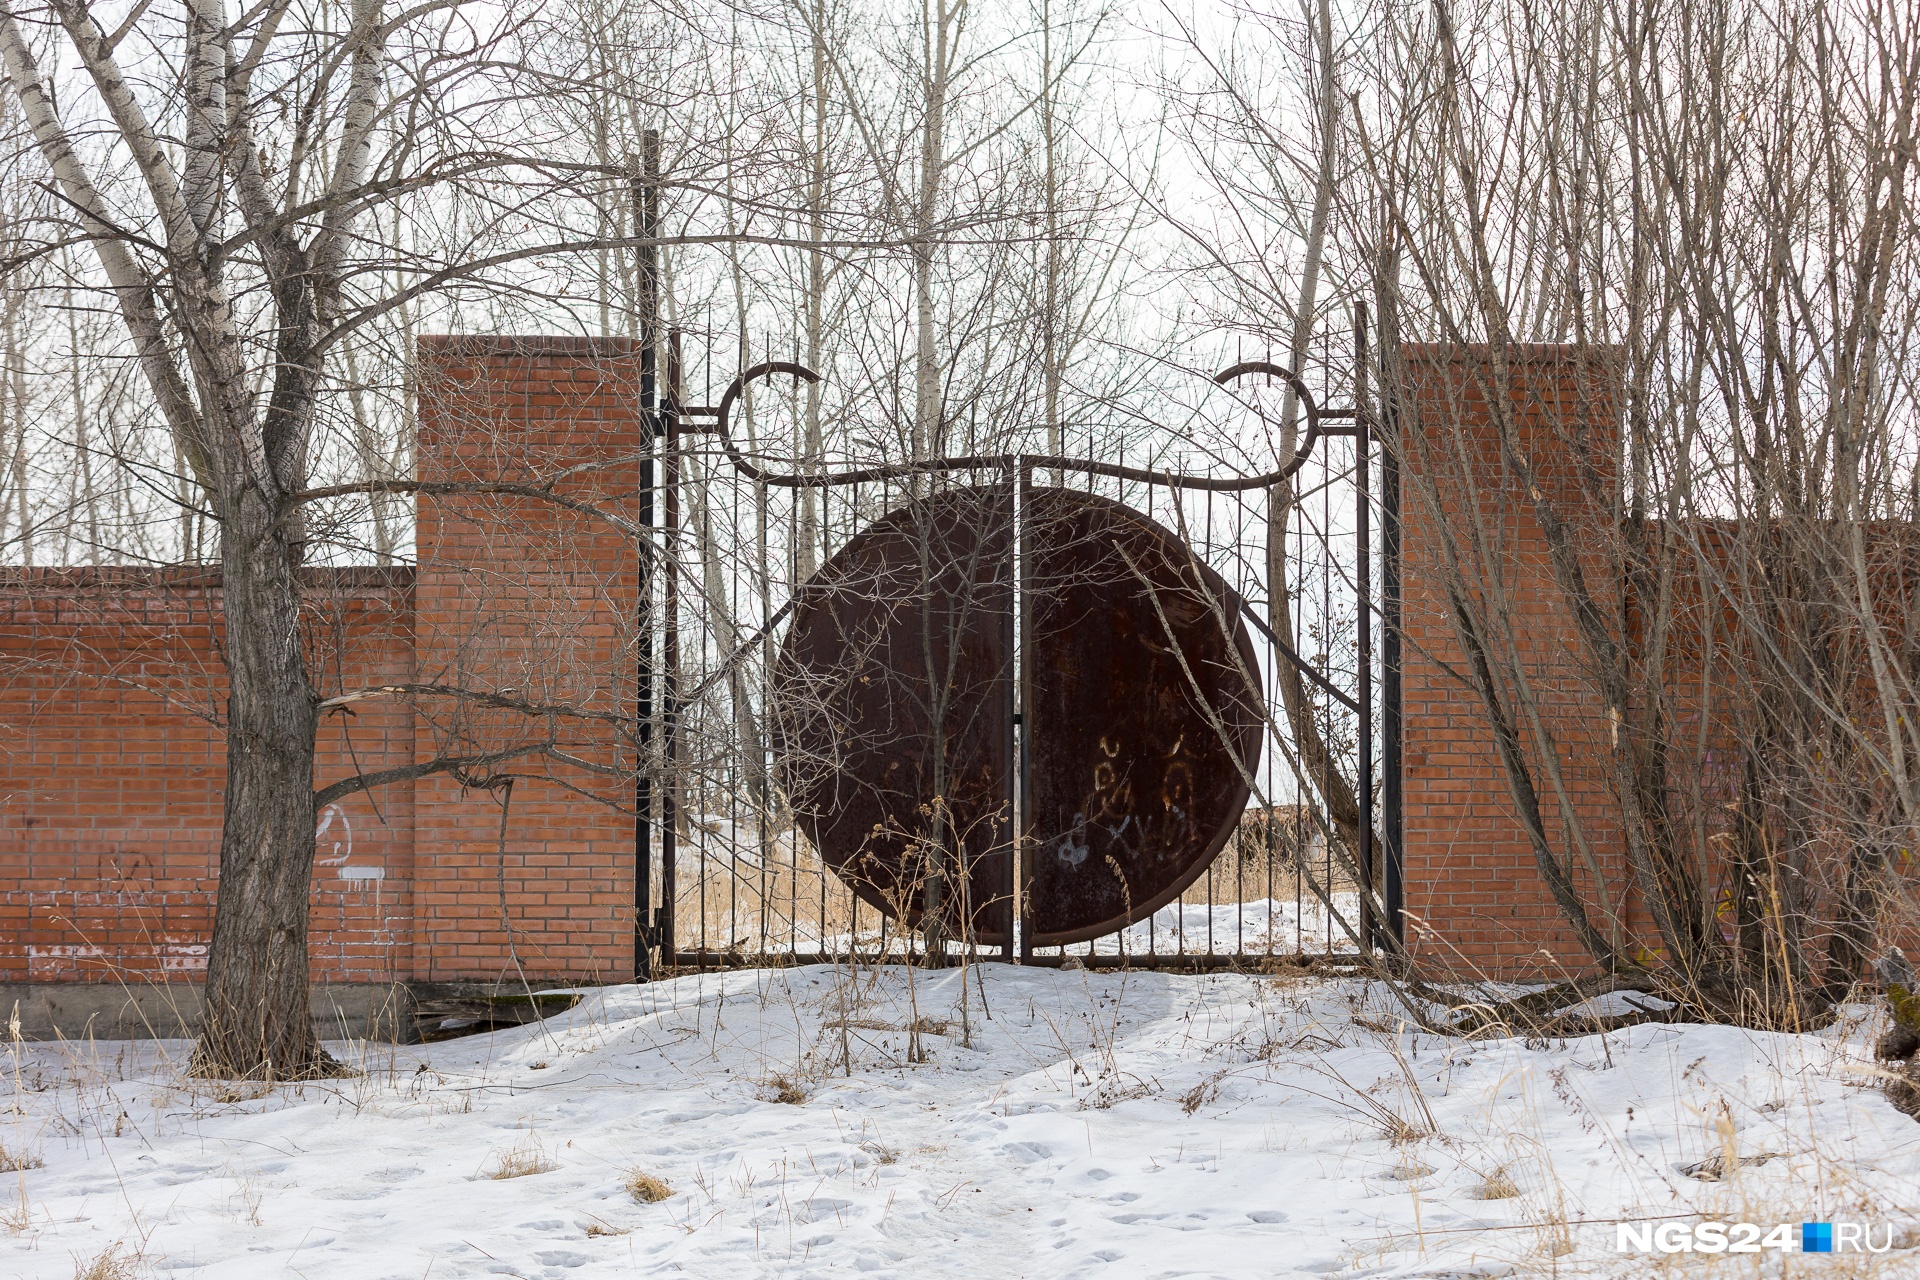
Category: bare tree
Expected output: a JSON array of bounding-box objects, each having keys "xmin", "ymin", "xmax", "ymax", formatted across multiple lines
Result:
[
  {"xmin": 1334, "ymin": 0, "xmax": 1918, "ymax": 1019},
  {"xmin": 0, "ymin": 0, "xmax": 738, "ymax": 1075},
  {"xmin": 1157, "ymin": 0, "xmax": 1382, "ymax": 905}
]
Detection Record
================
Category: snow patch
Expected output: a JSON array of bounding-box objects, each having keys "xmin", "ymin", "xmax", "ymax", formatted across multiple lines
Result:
[{"xmin": 2, "ymin": 969, "xmax": 1914, "ymax": 1279}]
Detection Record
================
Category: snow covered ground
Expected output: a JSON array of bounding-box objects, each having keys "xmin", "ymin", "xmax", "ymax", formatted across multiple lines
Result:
[
  {"xmin": 3, "ymin": 967, "xmax": 1917, "ymax": 1278},
  {"xmin": 1094, "ymin": 893, "xmax": 1362, "ymax": 956},
  {"xmin": 699, "ymin": 895, "xmax": 1364, "ymax": 961}
]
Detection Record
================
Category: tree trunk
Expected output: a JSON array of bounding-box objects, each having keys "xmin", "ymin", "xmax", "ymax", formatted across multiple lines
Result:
[
  {"xmin": 193, "ymin": 490, "xmax": 331, "ymax": 1080},
  {"xmin": 912, "ymin": 0, "xmax": 952, "ymax": 464}
]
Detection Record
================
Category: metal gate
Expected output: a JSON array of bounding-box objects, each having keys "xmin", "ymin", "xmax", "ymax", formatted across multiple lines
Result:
[{"xmin": 631, "ymin": 314, "xmax": 1400, "ymax": 974}]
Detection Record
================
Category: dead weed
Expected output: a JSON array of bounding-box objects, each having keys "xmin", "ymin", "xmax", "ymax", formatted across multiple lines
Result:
[
  {"xmin": 482, "ymin": 1133, "xmax": 557, "ymax": 1180},
  {"xmin": 763, "ymin": 1074, "xmax": 808, "ymax": 1105},
  {"xmin": 624, "ymin": 1169, "xmax": 673, "ymax": 1203}
]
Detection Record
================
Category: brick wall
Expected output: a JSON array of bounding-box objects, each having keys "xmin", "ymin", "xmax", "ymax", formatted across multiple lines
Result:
[
  {"xmin": 0, "ymin": 567, "xmax": 415, "ymax": 983},
  {"xmin": 0, "ymin": 338, "xmax": 643, "ymax": 991}
]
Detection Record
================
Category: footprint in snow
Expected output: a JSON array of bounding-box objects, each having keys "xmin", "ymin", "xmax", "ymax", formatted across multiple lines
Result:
[
  {"xmin": 366, "ymin": 1165, "xmax": 424, "ymax": 1183},
  {"xmin": 793, "ymin": 1197, "xmax": 856, "ymax": 1224},
  {"xmin": 314, "ymin": 1185, "xmax": 387, "ymax": 1201},
  {"xmin": 154, "ymin": 1166, "xmax": 220, "ymax": 1186}
]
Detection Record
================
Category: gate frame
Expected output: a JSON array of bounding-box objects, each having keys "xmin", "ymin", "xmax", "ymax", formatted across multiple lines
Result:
[{"xmin": 631, "ymin": 244, "xmax": 1402, "ymax": 975}]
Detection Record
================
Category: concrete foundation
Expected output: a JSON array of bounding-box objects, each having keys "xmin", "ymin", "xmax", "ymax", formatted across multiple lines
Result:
[{"xmin": 0, "ymin": 982, "xmax": 416, "ymax": 1044}]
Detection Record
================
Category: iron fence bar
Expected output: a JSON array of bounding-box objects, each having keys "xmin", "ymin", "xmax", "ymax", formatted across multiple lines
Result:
[
  {"xmin": 632, "ymin": 129, "xmax": 660, "ymax": 981},
  {"xmin": 1204, "ymin": 481, "xmax": 1218, "ymax": 957},
  {"xmin": 1355, "ymin": 302, "xmax": 1375, "ymax": 954},
  {"xmin": 662, "ymin": 327, "xmax": 682, "ymax": 966},
  {"xmin": 701, "ymin": 362, "xmax": 1339, "ymax": 492},
  {"xmin": 1017, "ymin": 461, "xmax": 1035, "ymax": 965},
  {"xmin": 1001, "ymin": 460, "xmax": 1018, "ymax": 961},
  {"xmin": 665, "ymin": 950, "xmax": 1356, "ymax": 973}
]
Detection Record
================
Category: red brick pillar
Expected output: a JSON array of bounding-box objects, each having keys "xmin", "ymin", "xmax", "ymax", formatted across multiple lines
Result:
[
  {"xmin": 413, "ymin": 337, "xmax": 642, "ymax": 984},
  {"xmin": 1396, "ymin": 344, "xmax": 1625, "ymax": 977}
]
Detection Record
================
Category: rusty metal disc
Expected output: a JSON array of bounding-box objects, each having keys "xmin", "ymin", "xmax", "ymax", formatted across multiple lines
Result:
[
  {"xmin": 1020, "ymin": 487, "xmax": 1263, "ymax": 945},
  {"xmin": 770, "ymin": 487, "xmax": 1016, "ymax": 943},
  {"xmin": 771, "ymin": 484, "xmax": 1262, "ymax": 948}
]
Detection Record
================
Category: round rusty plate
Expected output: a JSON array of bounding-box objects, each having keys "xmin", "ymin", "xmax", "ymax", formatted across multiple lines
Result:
[
  {"xmin": 770, "ymin": 484, "xmax": 1262, "ymax": 947},
  {"xmin": 1021, "ymin": 487, "xmax": 1263, "ymax": 945},
  {"xmin": 770, "ymin": 487, "xmax": 1017, "ymax": 943}
]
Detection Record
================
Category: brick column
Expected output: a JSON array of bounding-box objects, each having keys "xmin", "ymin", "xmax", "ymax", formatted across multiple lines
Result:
[
  {"xmin": 1396, "ymin": 344, "xmax": 1626, "ymax": 977},
  {"xmin": 412, "ymin": 337, "xmax": 642, "ymax": 984}
]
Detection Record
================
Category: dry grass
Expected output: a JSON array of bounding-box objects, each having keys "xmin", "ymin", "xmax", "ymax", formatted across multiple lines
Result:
[
  {"xmin": 1384, "ymin": 1155, "xmax": 1435, "ymax": 1182},
  {"xmin": 1470, "ymin": 1167, "xmax": 1520, "ymax": 1200},
  {"xmin": 0, "ymin": 1140, "xmax": 43, "ymax": 1172},
  {"xmin": 71, "ymin": 1243, "xmax": 145, "ymax": 1280},
  {"xmin": 763, "ymin": 1074, "xmax": 808, "ymax": 1105},
  {"xmin": 1677, "ymin": 1149, "xmax": 1781, "ymax": 1182},
  {"xmin": 1197, "ymin": 813, "xmax": 1361, "ymax": 905},
  {"xmin": 482, "ymin": 1133, "xmax": 557, "ymax": 1180},
  {"xmin": 1, "ymin": 1181, "xmax": 33, "ymax": 1234},
  {"xmin": 1179, "ymin": 1075, "xmax": 1220, "ymax": 1115},
  {"xmin": 624, "ymin": 1169, "xmax": 672, "ymax": 1203},
  {"xmin": 1378, "ymin": 1114, "xmax": 1430, "ymax": 1145},
  {"xmin": 671, "ymin": 841, "xmax": 866, "ymax": 955},
  {"xmin": 821, "ymin": 1016, "xmax": 894, "ymax": 1033},
  {"xmin": 822, "ymin": 1015, "xmax": 947, "ymax": 1038},
  {"xmin": 224, "ymin": 1168, "xmax": 264, "ymax": 1227},
  {"xmin": 585, "ymin": 1221, "xmax": 631, "ymax": 1237}
]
